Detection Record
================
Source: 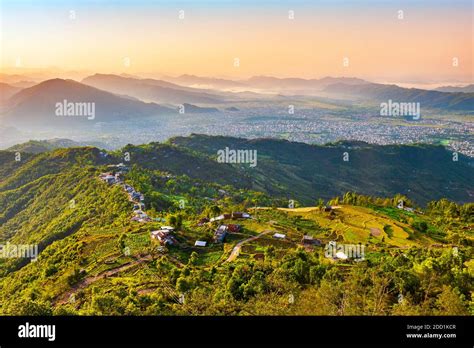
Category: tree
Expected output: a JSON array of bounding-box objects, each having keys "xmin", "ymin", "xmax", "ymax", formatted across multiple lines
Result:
[
  {"xmin": 210, "ymin": 205, "xmax": 221, "ymax": 216},
  {"xmin": 412, "ymin": 220, "xmax": 428, "ymax": 233},
  {"xmin": 317, "ymin": 198, "xmax": 325, "ymax": 209},
  {"xmin": 176, "ymin": 277, "xmax": 190, "ymax": 293},
  {"xmin": 188, "ymin": 251, "xmax": 198, "ymax": 266},
  {"xmin": 435, "ymin": 285, "xmax": 469, "ymax": 315},
  {"xmin": 8, "ymin": 299, "xmax": 53, "ymax": 316},
  {"xmin": 265, "ymin": 246, "xmax": 275, "ymax": 259},
  {"xmin": 168, "ymin": 215, "xmax": 177, "ymax": 226}
]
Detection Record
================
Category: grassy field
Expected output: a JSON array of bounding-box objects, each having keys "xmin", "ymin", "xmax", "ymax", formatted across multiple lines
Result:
[
  {"xmin": 78, "ymin": 204, "xmax": 446, "ymax": 270},
  {"xmin": 277, "ymin": 205, "xmax": 428, "ymax": 247}
]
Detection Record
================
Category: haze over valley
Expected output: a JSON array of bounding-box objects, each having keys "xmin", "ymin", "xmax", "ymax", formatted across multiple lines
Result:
[
  {"xmin": 0, "ymin": 0, "xmax": 472, "ymax": 320},
  {"xmin": 0, "ymin": 72, "xmax": 472, "ymax": 157}
]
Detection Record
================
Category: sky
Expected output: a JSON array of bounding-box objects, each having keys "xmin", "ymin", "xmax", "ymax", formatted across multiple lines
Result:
[{"xmin": 0, "ymin": 0, "xmax": 472, "ymax": 83}]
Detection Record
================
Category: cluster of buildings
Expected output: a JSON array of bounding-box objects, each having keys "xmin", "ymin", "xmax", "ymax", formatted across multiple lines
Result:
[
  {"xmin": 301, "ymin": 235, "xmax": 322, "ymax": 249},
  {"xmin": 210, "ymin": 212, "xmax": 251, "ymax": 222},
  {"xmin": 449, "ymin": 140, "xmax": 474, "ymax": 158},
  {"xmin": 125, "ymin": 185, "xmax": 149, "ymax": 223},
  {"xmin": 210, "ymin": 212, "xmax": 250, "ymax": 243},
  {"xmin": 178, "ymin": 107, "xmax": 473, "ymax": 158},
  {"xmin": 98, "ymin": 172, "xmax": 122, "ymax": 185},
  {"xmin": 214, "ymin": 224, "xmax": 243, "ymax": 243},
  {"xmin": 151, "ymin": 226, "xmax": 177, "ymax": 245},
  {"xmin": 99, "ymin": 163, "xmax": 129, "ymax": 185},
  {"xmin": 99, "ymin": 164, "xmax": 154, "ymax": 223}
]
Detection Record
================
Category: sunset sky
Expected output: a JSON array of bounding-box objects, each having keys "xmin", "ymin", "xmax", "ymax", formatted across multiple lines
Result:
[{"xmin": 0, "ymin": 0, "xmax": 472, "ymax": 83}]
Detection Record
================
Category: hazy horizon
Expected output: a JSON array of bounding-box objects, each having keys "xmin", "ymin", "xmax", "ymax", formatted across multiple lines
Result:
[
  {"xmin": 1, "ymin": 0, "xmax": 472, "ymax": 84},
  {"xmin": 1, "ymin": 66, "xmax": 473, "ymax": 90}
]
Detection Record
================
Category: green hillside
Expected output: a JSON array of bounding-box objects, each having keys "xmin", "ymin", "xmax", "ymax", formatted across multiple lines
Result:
[
  {"xmin": 170, "ymin": 134, "xmax": 474, "ymax": 205},
  {"xmin": 6, "ymin": 139, "xmax": 108, "ymax": 154},
  {"xmin": 0, "ymin": 137, "xmax": 472, "ymax": 316}
]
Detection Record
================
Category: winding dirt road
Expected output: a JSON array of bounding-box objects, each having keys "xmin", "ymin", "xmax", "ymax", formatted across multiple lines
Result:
[
  {"xmin": 225, "ymin": 230, "xmax": 272, "ymax": 263},
  {"xmin": 55, "ymin": 255, "xmax": 152, "ymax": 305}
]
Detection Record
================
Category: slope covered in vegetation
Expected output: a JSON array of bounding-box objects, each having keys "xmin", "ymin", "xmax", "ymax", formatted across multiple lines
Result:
[{"xmin": 0, "ymin": 138, "xmax": 472, "ymax": 316}]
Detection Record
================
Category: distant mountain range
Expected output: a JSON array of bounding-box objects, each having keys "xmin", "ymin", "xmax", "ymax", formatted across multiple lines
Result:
[
  {"xmin": 153, "ymin": 75, "xmax": 474, "ymax": 111},
  {"xmin": 1, "ymin": 73, "xmax": 473, "ymax": 130},
  {"xmin": 181, "ymin": 103, "xmax": 219, "ymax": 113},
  {"xmin": 0, "ymin": 79, "xmax": 175, "ymax": 127},
  {"xmin": 323, "ymin": 83, "xmax": 474, "ymax": 111},
  {"xmin": 82, "ymin": 74, "xmax": 228, "ymax": 104},
  {"xmin": 435, "ymin": 84, "xmax": 474, "ymax": 93},
  {"xmin": 244, "ymin": 75, "xmax": 368, "ymax": 90},
  {"xmin": 0, "ymin": 73, "xmax": 37, "ymax": 88},
  {"xmin": 162, "ymin": 74, "xmax": 247, "ymax": 89},
  {"xmin": 0, "ymin": 82, "xmax": 21, "ymax": 103},
  {"xmin": 160, "ymin": 74, "xmax": 368, "ymax": 92}
]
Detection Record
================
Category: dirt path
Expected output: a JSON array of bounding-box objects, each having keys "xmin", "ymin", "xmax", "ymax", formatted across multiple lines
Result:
[
  {"xmin": 224, "ymin": 230, "xmax": 272, "ymax": 263},
  {"xmin": 55, "ymin": 255, "xmax": 152, "ymax": 305}
]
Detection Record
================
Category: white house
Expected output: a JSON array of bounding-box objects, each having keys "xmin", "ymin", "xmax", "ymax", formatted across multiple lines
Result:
[
  {"xmin": 335, "ymin": 251, "xmax": 348, "ymax": 260},
  {"xmin": 194, "ymin": 240, "xmax": 207, "ymax": 247},
  {"xmin": 210, "ymin": 215, "xmax": 224, "ymax": 222}
]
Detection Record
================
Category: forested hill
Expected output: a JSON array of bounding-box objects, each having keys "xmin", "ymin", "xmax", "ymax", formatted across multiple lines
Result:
[
  {"xmin": 169, "ymin": 134, "xmax": 474, "ymax": 205},
  {"xmin": 1, "ymin": 135, "xmax": 473, "ymax": 206}
]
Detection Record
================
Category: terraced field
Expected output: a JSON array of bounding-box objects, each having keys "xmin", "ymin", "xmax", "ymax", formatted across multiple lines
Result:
[{"xmin": 278, "ymin": 205, "xmax": 431, "ymax": 247}]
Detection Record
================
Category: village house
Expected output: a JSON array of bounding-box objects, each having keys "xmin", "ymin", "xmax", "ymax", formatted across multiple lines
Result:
[
  {"xmin": 131, "ymin": 210, "xmax": 151, "ymax": 223},
  {"xmin": 151, "ymin": 229, "xmax": 176, "ymax": 245},
  {"xmin": 302, "ymin": 235, "xmax": 322, "ymax": 246},
  {"xmin": 214, "ymin": 225, "xmax": 228, "ymax": 243},
  {"xmin": 99, "ymin": 173, "xmax": 116, "ymax": 184},
  {"xmin": 194, "ymin": 240, "xmax": 207, "ymax": 247},
  {"xmin": 107, "ymin": 163, "xmax": 129, "ymax": 172},
  {"xmin": 210, "ymin": 212, "xmax": 251, "ymax": 222},
  {"xmin": 397, "ymin": 200, "xmax": 415, "ymax": 213},
  {"xmin": 210, "ymin": 215, "xmax": 224, "ymax": 222},
  {"xmin": 232, "ymin": 212, "xmax": 251, "ymax": 219},
  {"xmin": 227, "ymin": 224, "xmax": 241, "ymax": 233}
]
